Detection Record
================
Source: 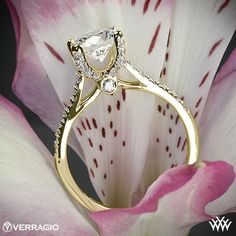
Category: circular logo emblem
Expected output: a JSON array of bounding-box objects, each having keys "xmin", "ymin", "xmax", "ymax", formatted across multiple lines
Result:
[{"xmin": 2, "ymin": 221, "xmax": 13, "ymax": 232}]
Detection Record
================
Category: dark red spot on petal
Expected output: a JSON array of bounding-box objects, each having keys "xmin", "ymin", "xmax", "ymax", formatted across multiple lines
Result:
[
  {"xmin": 117, "ymin": 100, "xmax": 121, "ymax": 110},
  {"xmin": 177, "ymin": 136, "xmax": 181, "ymax": 148},
  {"xmin": 110, "ymin": 160, "xmax": 114, "ymax": 165},
  {"xmin": 217, "ymin": 0, "xmax": 230, "ymax": 13},
  {"xmin": 90, "ymin": 168, "xmax": 95, "ymax": 178},
  {"xmin": 166, "ymin": 103, "xmax": 170, "ymax": 109},
  {"xmin": 131, "ymin": 0, "xmax": 136, "ymax": 6},
  {"xmin": 154, "ymin": 0, "xmax": 162, "ymax": 11},
  {"xmin": 160, "ymin": 70, "xmax": 163, "ymax": 78},
  {"xmin": 169, "ymin": 128, "xmax": 172, "ymax": 134},
  {"xmin": 102, "ymin": 127, "xmax": 106, "ymax": 138},
  {"xmin": 143, "ymin": 0, "xmax": 151, "ymax": 14},
  {"xmin": 77, "ymin": 127, "xmax": 82, "ymax": 136},
  {"xmin": 165, "ymin": 52, "xmax": 169, "ymax": 61},
  {"xmin": 86, "ymin": 118, "xmax": 91, "ymax": 130},
  {"xmin": 165, "ymin": 145, "xmax": 169, "ymax": 152},
  {"xmin": 81, "ymin": 120, "xmax": 86, "ymax": 130},
  {"xmin": 102, "ymin": 189, "xmax": 105, "ymax": 197},
  {"xmin": 104, "ymin": 173, "xmax": 107, "ymax": 179},
  {"xmin": 208, "ymin": 39, "xmax": 223, "ymax": 57},
  {"xmin": 163, "ymin": 109, "xmax": 166, "ymax": 116},
  {"xmin": 194, "ymin": 111, "xmax": 199, "ymax": 119},
  {"xmin": 93, "ymin": 158, "xmax": 98, "ymax": 168},
  {"xmin": 181, "ymin": 139, "xmax": 187, "ymax": 151},
  {"xmin": 156, "ymin": 138, "xmax": 159, "ymax": 143},
  {"xmin": 171, "ymin": 164, "xmax": 174, "ymax": 168},
  {"xmin": 199, "ymin": 72, "xmax": 209, "ymax": 87},
  {"xmin": 163, "ymin": 67, "xmax": 166, "ymax": 76},
  {"xmin": 110, "ymin": 121, "xmax": 113, "ymax": 129},
  {"xmin": 148, "ymin": 23, "xmax": 161, "ymax": 54},
  {"xmin": 44, "ymin": 42, "xmax": 64, "ymax": 64},
  {"xmin": 88, "ymin": 138, "xmax": 93, "ymax": 147},
  {"xmin": 158, "ymin": 105, "xmax": 162, "ymax": 112},
  {"xmin": 122, "ymin": 89, "xmax": 126, "ymax": 101},
  {"xmin": 122, "ymin": 141, "xmax": 126, "ymax": 147},
  {"xmin": 181, "ymin": 96, "xmax": 184, "ymax": 101},
  {"xmin": 175, "ymin": 115, "xmax": 179, "ymax": 125},
  {"xmin": 169, "ymin": 153, "xmax": 172, "ymax": 158},
  {"xmin": 108, "ymin": 105, "xmax": 112, "ymax": 113},
  {"xmin": 99, "ymin": 145, "xmax": 103, "ymax": 152},
  {"xmin": 114, "ymin": 130, "xmax": 118, "ymax": 137},
  {"xmin": 195, "ymin": 97, "xmax": 202, "ymax": 108},
  {"xmin": 92, "ymin": 118, "xmax": 98, "ymax": 129},
  {"xmin": 170, "ymin": 114, "xmax": 173, "ymax": 120},
  {"xmin": 167, "ymin": 29, "xmax": 171, "ymax": 47}
]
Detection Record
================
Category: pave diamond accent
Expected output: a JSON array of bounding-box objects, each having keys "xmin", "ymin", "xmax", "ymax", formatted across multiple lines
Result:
[{"xmin": 126, "ymin": 61, "xmax": 189, "ymax": 111}]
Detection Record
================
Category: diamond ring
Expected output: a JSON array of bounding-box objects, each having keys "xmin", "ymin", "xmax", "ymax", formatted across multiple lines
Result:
[{"xmin": 54, "ymin": 27, "xmax": 199, "ymax": 212}]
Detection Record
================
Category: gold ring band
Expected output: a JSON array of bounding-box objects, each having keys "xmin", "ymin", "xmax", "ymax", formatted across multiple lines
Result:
[{"xmin": 54, "ymin": 27, "xmax": 199, "ymax": 212}]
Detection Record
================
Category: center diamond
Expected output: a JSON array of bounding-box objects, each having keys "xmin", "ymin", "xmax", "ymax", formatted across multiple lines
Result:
[
  {"xmin": 79, "ymin": 29, "xmax": 116, "ymax": 71},
  {"xmin": 81, "ymin": 35, "xmax": 114, "ymax": 62},
  {"xmin": 69, "ymin": 27, "xmax": 126, "ymax": 82}
]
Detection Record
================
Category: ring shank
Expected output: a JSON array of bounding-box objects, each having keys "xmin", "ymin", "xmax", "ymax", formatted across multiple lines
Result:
[{"xmin": 54, "ymin": 66, "xmax": 199, "ymax": 212}]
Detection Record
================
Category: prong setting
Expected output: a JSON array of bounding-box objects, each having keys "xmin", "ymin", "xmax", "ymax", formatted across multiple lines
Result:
[{"xmin": 68, "ymin": 27, "xmax": 126, "ymax": 92}]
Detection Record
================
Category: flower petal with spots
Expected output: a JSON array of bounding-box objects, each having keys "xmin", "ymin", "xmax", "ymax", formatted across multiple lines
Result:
[
  {"xmin": 136, "ymin": 0, "xmax": 236, "ymax": 201},
  {"xmin": 6, "ymin": 0, "xmax": 236, "ymax": 231}
]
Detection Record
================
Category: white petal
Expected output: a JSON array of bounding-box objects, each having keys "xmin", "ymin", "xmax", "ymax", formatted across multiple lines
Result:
[
  {"xmin": 135, "ymin": 0, "xmax": 236, "ymax": 202},
  {"xmin": 0, "ymin": 97, "xmax": 98, "ymax": 235}
]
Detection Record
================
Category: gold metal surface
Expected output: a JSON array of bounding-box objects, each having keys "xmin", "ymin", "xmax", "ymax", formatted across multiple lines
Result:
[{"xmin": 54, "ymin": 29, "xmax": 199, "ymax": 212}]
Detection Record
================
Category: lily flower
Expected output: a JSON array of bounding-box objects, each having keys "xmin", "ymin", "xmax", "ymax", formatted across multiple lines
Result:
[{"xmin": 1, "ymin": 0, "xmax": 236, "ymax": 235}]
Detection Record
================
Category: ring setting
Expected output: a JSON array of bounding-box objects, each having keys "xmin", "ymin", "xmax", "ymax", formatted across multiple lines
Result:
[
  {"xmin": 54, "ymin": 27, "xmax": 199, "ymax": 212},
  {"xmin": 68, "ymin": 27, "xmax": 126, "ymax": 94}
]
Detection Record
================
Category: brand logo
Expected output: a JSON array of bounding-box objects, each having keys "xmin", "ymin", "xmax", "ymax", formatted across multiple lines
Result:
[
  {"xmin": 2, "ymin": 221, "xmax": 13, "ymax": 232},
  {"xmin": 2, "ymin": 221, "xmax": 59, "ymax": 233},
  {"xmin": 209, "ymin": 216, "xmax": 232, "ymax": 232}
]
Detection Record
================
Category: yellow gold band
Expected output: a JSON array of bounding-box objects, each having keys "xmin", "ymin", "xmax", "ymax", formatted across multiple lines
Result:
[
  {"xmin": 54, "ymin": 62, "xmax": 199, "ymax": 212},
  {"xmin": 54, "ymin": 27, "xmax": 199, "ymax": 212}
]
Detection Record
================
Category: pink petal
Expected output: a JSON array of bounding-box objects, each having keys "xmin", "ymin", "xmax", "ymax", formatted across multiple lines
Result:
[
  {"xmin": 0, "ymin": 96, "xmax": 98, "ymax": 235},
  {"xmin": 199, "ymin": 49, "xmax": 236, "ymax": 215},
  {"xmin": 90, "ymin": 161, "xmax": 235, "ymax": 236},
  {"xmin": 215, "ymin": 48, "xmax": 236, "ymax": 83},
  {"xmin": 7, "ymin": 0, "xmax": 83, "ymax": 157}
]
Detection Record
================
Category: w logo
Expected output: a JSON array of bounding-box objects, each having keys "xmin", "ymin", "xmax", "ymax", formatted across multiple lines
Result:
[{"xmin": 209, "ymin": 216, "xmax": 232, "ymax": 232}]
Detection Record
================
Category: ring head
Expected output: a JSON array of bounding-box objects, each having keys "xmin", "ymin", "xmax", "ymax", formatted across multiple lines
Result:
[{"xmin": 68, "ymin": 27, "xmax": 126, "ymax": 94}]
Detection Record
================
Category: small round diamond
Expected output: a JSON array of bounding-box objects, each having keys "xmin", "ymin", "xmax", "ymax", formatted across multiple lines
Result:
[{"xmin": 101, "ymin": 77, "xmax": 117, "ymax": 94}]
